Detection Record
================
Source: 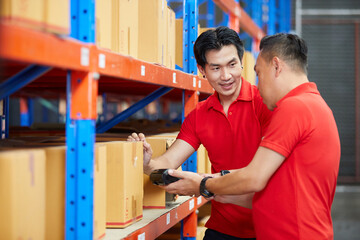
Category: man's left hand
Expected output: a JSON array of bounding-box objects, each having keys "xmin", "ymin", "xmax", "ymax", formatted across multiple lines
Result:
[{"xmin": 161, "ymin": 170, "xmax": 203, "ymax": 196}]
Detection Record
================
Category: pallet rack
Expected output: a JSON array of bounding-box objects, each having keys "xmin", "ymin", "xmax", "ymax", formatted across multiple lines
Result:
[{"xmin": 0, "ymin": 0, "xmax": 290, "ymax": 239}]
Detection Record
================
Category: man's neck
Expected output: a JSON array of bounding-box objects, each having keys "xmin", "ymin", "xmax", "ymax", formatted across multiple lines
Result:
[{"xmin": 276, "ymin": 73, "xmax": 309, "ymax": 103}]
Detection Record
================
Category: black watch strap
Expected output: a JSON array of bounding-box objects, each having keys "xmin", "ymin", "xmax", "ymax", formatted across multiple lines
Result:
[
  {"xmin": 200, "ymin": 176, "xmax": 214, "ymax": 199},
  {"xmin": 220, "ymin": 170, "xmax": 230, "ymax": 176}
]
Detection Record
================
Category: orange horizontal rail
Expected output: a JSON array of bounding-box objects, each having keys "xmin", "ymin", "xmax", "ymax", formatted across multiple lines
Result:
[
  {"xmin": 97, "ymin": 49, "xmax": 214, "ymax": 94},
  {"xmin": 123, "ymin": 196, "xmax": 208, "ymax": 240},
  {"xmin": 0, "ymin": 22, "xmax": 214, "ymax": 95},
  {"xmin": 0, "ymin": 22, "xmax": 90, "ymax": 72},
  {"xmin": 213, "ymin": 0, "xmax": 265, "ymax": 41}
]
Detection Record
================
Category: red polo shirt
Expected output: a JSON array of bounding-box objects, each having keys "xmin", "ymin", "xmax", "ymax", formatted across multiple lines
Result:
[
  {"xmin": 177, "ymin": 79, "xmax": 272, "ymax": 238},
  {"xmin": 254, "ymin": 82, "xmax": 341, "ymax": 239}
]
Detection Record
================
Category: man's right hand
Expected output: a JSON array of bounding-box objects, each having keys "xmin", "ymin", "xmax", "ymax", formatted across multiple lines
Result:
[{"xmin": 127, "ymin": 133, "xmax": 153, "ymax": 171}]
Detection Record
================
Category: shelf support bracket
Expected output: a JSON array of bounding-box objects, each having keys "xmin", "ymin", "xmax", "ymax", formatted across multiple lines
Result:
[
  {"xmin": 0, "ymin": 64, "xmax": 51, "ymax": 100},
  {"xmin": 96, "ymin": 86, "xmax": 173, "ymax": 134}
]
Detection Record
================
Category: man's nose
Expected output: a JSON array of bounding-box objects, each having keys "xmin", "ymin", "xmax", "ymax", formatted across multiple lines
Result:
[{"xmin": 220, "ymin": 67, "xmax": 231, "ymax": 80}]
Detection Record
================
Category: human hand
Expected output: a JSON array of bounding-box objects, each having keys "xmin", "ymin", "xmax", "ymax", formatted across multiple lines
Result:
[
  {"xmin": 127, "ymin": 132, "xmax": 153, "ymax": 169},
  {"xmin": 160, "ymin": 169, "xmax": 203, "ymax": 196}
]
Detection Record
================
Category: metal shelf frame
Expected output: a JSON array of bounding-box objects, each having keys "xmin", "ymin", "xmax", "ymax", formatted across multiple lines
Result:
[{"xmin": 0, "ymin": 0, "xmax": 292, "ymax": 239}]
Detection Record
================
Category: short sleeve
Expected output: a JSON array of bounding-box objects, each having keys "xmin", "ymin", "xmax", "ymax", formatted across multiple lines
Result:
[
  {"xmin": 177, "ymin": 109, "xmax": 201, "ymax": 150},
  {"xmin": 260, "ymin": 98, "xmax": 309, "ymax": 157}
]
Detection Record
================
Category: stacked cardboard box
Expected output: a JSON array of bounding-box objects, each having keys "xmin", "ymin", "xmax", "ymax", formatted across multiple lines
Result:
[
  {"xmin": 0, "ymin": 0, "xmax": 69, "ymax": 34},
  {"xmin": 0, "ymin": 149, "xmax": 46, "ymax": 240},
  {"xmin": 105, "ymin": 141, "xmax": 143, "ymax": 228}
]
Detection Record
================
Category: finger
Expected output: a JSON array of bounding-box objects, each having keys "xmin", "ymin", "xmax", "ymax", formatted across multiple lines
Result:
[
  {"xmin": 131, "ymin": 132, "xmax": 140, "ymax": 141},
  {"xmin": 167, "ymin": 169, "xmax": 185, "ymax": 178},
  {"xmin": 138, "ymin": 133, "xmax": 146, "ymax": 141},
  {"xmin": 143, "ymin": 141, "xmax": 151, "ymax": 150}
]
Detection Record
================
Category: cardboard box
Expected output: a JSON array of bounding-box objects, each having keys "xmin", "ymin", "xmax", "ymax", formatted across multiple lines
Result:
[
  {"xmin": 138, "ymin": 0, "xmax": 166, "ymax": 65},
  {"xmin": 41, "ymin": 144, "xmax": 106, "ymax": 240},
  {"xmin": 94, "ymin": 144, "xmax": 107, "ymax": 239},
  {"xmin": 119, "ymin": 0, "xmax": 138, "ymax": 58},
  {"xmin": 96, "ymin": 0, "xmax": 112, "ymax": 50},
  {"xmin": 143, "ymin": 138, "xmax": 167, "ymax": 209},
  {"xmin": 44, "ymin": 146, "xmax": 65, "ymax": 240},
  {"xmin": 105, "ymin": 141, "xmax": 143, "ymax": 228},
  {"xmin": 44, "ymin": 0, "xmax": 69, "ymax": 34},
  {"xmin": 166, "ymin": 6, "xmax": 176, "ymax": 69},
  {"xmin": 111, "ymin": 0, "xmax": 119, "ymax": 53},
  {"xmin": 175, "ymin": 19, "xmax": 183, "ymax": 69},
  {"xmin": 197, "ymin": 144, "xmax": 207, "ymax": 174},
  {"xmin": 242, "ymin": 51, "xmax": 256, "ymax": 85},
  {"xmin": 0, "ymin": 149, "xmax": 46, "ymax": 240},
  {"xmin": 0, "ymin": 0, "xmax": 45, "ymax": 30},
  {"xmin": 111, "ymin": 0, "xmax": 139, "ymax": 57}
]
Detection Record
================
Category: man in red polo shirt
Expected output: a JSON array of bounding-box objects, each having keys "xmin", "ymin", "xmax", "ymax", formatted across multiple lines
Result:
[
  {"xmin": 165, "ymin": 33, "xmax": 341, "ymax": 239},
  {"xmin": 128, "ymin": 27, "xmax": 272, "ymax": 239}
]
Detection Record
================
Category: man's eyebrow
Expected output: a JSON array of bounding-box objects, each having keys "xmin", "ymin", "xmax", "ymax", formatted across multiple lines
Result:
[{"xmin": 209, "ymin": 58, "xmax": 238, "ymax": 67}]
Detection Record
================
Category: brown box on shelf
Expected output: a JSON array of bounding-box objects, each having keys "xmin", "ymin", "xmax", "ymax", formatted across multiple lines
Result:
[
  {"xmin": 31, "ymin": 144, "xmax": 106, "ymax": 240},
  {"xmin": 44, "ymin": 146, "xmax": 65, "ymax": 240},
  {"xmin": 242, "ymin": 51, "xmax": 256, "ymax": 85},
  {"xmin": 143, "ymin": 138, "xmax": 167, "ymax": 209},
  {"xmin": 111, "ymin": 0, "xmax": 139, "ymax": 58},
  {"xmin": 0, "ymin": 0, "xmax": 45, "ymax": 31},
  {"xmin": 94, "ymin": 143, "xmax": 107, "ymax": 239},
  {"xmin": 138, "ymin": 0, "xmax": 167, "ymax": 66},
  {"xmin": 166, "ymin": 6, "xmax": 176, "ymax": 69},
  {"xmin": 175, "ymin": 19, "xmax": 183, "ymax": 69},
  {"xmin": 96, "ymin": 0, "xmax": 112, "ymax": 50},
  {"xmin": 197, "ymin": 144, "xmax": 207, "ymax": 174},
  {"xmin": 44, "ymin": 0, "xmax": 69, "ymax": 35},
  {"xmin": 0, "ymin": 149, "xmax": 46, "ymax": 240},
  {"xmin": 105, "ymin": 141, "xmax": 143, "ymax": 228}
]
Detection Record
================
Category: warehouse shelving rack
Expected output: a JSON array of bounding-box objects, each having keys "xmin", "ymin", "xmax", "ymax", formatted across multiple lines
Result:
[{"xmin": 0, "ymin": 0, "xmax": 286, "ymax": 239}]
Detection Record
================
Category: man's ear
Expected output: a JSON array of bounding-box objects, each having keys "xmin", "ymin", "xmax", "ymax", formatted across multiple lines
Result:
[
  {"xmin": 272, "ymin": 57, "xmax": 282, "ymax": 77},
  {"xmin": 197, "ymin": 64, "xmax": 206, "ymax": 78}
]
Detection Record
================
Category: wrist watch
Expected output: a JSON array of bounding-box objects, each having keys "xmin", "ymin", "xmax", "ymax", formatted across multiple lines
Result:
[
  {"xmin": 200, "ymin": 176, "xmax": 214, "ymax": 199},
  {"xmin": 220, "ymin": 170, "xmax": 230, "ymax": 176}
]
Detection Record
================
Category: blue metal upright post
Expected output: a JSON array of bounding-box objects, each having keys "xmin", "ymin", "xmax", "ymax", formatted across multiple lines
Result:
[
  {"xmin": 182, "ymin": 0, "xmax": 198, "ymax": 173},
  {"xmin": 182, "ymin": 1, "xmax": 198, "ymax": 240},
  {"xmin": 207, "ymin": 0, "xmax": 215, "ymax": 27},
  {"xmin": 66, "ymin": 1, "xmax": 96, "ymax": 240}
]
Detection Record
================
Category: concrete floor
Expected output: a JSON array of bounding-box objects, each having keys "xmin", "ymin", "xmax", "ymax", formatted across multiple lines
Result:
[{"xmin": 332, "ymin": 185, "xmax": 360, "ymax": 240}]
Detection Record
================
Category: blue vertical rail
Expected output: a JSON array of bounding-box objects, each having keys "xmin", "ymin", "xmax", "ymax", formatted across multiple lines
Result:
[
  {"xmin": 182, "ymin": 0, "xmax": 198, "ymax": 174},
  {"xmin": 182, "ymin": 1, "xmax": 198, "ymax": 239},
  {"xmin": 66, "ymin": 1, "xmax": 96, "ymax": 240},
  {"xmin": 207, "ymin": 0, "xmax": 215, "ymax": 27}
]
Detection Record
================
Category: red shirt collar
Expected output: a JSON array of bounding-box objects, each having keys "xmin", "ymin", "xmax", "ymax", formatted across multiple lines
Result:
[
  {"xmin": 276, "ymin": 82, "xmax": 320, "ymax": 107},
  {"xmin": 206, "ymin": 78, "xmax": 253, "ymax": 110}
]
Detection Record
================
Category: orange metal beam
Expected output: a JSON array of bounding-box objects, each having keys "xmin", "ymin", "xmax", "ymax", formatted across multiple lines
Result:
[
  {"xmin": 213, "ymin": 0, "xmax": 265, "ymax": 41},
  {"xmin": 97, "ymin": 49, "xmax": 214, "ymax": 94},
  {"xmin": 0, "ymin": 23, "xmax": 214, "ymax": 95},
  {"xmin": 121, "ymin": 197, "xmax": 207, "ymax": 240},
  {"xmin": 0, "ymin": 22, "xmax": 91, "ymax": 71}
]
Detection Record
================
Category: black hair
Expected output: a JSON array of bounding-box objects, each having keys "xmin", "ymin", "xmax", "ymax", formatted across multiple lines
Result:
[
  {"xmin": 194, "ymin": 26, "xmax": 245, "ymax": 69},
  {"xmin": 259, "ymin": 33, "xmax": 308, "ymax": 74}
]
